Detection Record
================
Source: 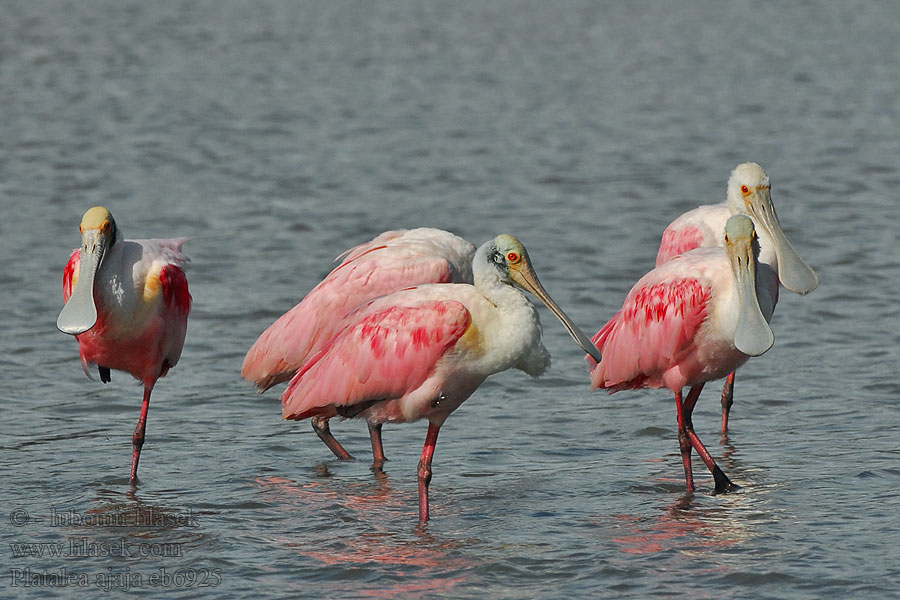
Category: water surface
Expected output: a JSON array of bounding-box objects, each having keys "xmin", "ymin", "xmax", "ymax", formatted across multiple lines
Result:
[{"xmin": 2, "ymin": 1, "xmax": 899, "ymax": 598}]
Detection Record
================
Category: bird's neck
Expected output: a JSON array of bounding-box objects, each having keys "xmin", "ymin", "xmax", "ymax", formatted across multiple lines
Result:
[{"xmin": 473, "ymin": 269, "xmax": 522, "ymax": 309}]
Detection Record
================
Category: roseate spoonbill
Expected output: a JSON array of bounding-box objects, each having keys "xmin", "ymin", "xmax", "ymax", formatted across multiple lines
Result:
[
  {"xmin": 242, "ymin": 228, "xmax": 475, "ymax": 466},
  {"xmin": 588, "ymin": 215, "xmax": 776, "ymax": 494},
  {"xmin": 57, "ymin": 206, "xmax": 191, "ymax": 485},
  {"xmin": 281, "ymin": 234, "xmax": 602, "ymax": 523},
  {"xmin": 656, "ymin": 162, "xmax": 817, "ymax": 433}
]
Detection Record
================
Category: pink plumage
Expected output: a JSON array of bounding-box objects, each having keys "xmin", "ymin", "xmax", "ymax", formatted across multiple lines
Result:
[
  {"xmin": 282, "ymin": 299, "xmax": 470, "ymax": 422},
  {"xmin": 590, "ymin": 275, "xmax": 710, "ymax": 392},
  {"xmin": 588, "ymin": 216, "xmax": 777, "ymax": 494},
  {"xmin": 656, "ymin": 218, "xmax": 722, "ymax": 266},
  {"xmin": 62, "ymin": 242, "xmax": 190, "ymax": 386},
  {"xmin": 242, "ymin": 228, "xmax": 474, "ymax": 392}
]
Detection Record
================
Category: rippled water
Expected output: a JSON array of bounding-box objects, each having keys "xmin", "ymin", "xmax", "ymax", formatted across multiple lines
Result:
[{"xmin": 2, "ymin": 1, "xmax": 899, "ymax": 598}]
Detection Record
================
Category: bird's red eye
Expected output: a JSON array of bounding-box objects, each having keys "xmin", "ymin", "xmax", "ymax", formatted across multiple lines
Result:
[
  {"xmin": 740, "ymin": 185, "xmax": 751, "ymax": 195},
  {"xmin": 506, "ymin": 252, "xmax": 519, "ymax": 263},
  {"xmin": 102, "ymin": 221, "xmax": 111, "ymax": 232}
]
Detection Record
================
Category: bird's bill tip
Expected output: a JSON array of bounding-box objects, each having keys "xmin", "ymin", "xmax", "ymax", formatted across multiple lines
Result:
[
  {"xmin": 733, "ymin": 307, "xmax": 775, "ymax": 356},
  {"xmin": 56, "ymin": 316, "xmax": 94, "ymax": 336},
  {"xmin": 57, "ymin": 292, "xmax": 98, "ymax": 335}
]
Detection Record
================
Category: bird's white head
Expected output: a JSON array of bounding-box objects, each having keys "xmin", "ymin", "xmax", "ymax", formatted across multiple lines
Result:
[
  {"xmin": 725, "ymin": 163, "xmax": 818, "ymax": 294},
  {"xmin": 474, "ymin": 234, "xmax": 602, "ymax": 362},
  {"xmin": 57, "ymin": 206, "xmax": 120, "ymax": 335},
  {"xmin": 725, "ymin": 162, "xmax": 770, "ymax": 215}
]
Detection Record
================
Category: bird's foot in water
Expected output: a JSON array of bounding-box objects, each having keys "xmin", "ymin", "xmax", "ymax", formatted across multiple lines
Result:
[{"xmin": 711, "ymin": 465, "xmax": 740, "ymax": 494}]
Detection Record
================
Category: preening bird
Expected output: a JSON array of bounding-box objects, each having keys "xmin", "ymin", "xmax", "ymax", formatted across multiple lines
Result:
[
  {"xmin": 281, "ymin": 234, "xmax": 602, "ymax": 522},
  {"xmin": 242, "ymin": 228, "xmax": 475, "ymax": 466}
]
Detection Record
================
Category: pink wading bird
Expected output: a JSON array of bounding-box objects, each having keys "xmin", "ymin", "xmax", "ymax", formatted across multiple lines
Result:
[
  {"xmin": 656, "ymin": 163, "xmax": 817, "ymax": 433},
  {"xmin": 57, "ymin": 207, "xmax": 191, "ymax": 485},
  {"xmin": 280, "ymin": 234, "xmax": 602, "ymax": 523},
  {"xmin": 588, "ymin": 216, "xmax": 776, "ymax": 494},
  {"xmin": 242, "ymin": 228, "xmax": 475, "ymax": 466}
]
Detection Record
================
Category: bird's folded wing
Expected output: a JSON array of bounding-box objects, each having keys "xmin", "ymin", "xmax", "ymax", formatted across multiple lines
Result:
[
  {"xmin": 590, "ymin": 276, "xmax": 710, "ymax": 391},
  {"xmin": 281, "ymin": 299, "xmax": 470, "ymax": 420},
  {"xmin": 241, "ymin": 252, "xmax": 456, "ymax": 390}
]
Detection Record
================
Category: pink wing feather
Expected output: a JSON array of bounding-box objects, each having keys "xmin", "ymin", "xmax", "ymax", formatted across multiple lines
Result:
[
  {"xmin": 155, "ymin": 264, "xmax": 192, "ymax": 377},
  {"xmin": 655, "ymin": 205, "xmax": 731, "ymax": 266},
  {"xmin": 589, "ymin": 274, "xmax": 710, "ymax": 392},
  {"xmin": 242, "ymin": 250, "xmax": 458, "ymax": 391},
  {"xmin": 281, "ymin": 299, "xmax": 470, "ymax": 421},
  {"xmin": 655, "ymin": 225, "xmax": 706, "ymax": 266},
  {"xmin": 336, "ymin": 237, "xmax": 395, "ymax": 264},
  {"xmin": 62, "ymin": 249, "xmax": 80, "ymax": 302},
  {"xmin": 159, "ymin": 264, "xmax": 192, "ymax": 316}
]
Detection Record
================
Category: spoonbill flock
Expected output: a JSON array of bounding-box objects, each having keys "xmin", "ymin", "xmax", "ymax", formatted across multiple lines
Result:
[{"xmin": 56, "ymin": 161, "xmax": 816, "ymax": 523}]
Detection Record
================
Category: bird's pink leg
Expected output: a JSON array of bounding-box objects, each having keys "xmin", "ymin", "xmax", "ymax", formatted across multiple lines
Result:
[
  {"xmin": 311, "ymin": 416, "xmax": 353, "ymax": 460},
  {"xmin": 130, "ymin": 384, "xmax": 153, "ymax": 485},
  {"xmin": 673, "ymin": 388, "xmax": 695, "ymax": 493},
  {"xmin": 720, "ymin": 372, "xmax": 735, "ymax": 435},
  {"xmin": 417, "ymin": 422, "xmax": 441, "ymax": 524},
  {"xmin": 369, "ymin": 423, "xmax": 386, "ymax": 470},
  {"xmin": 682, "ymin": 384, "xmax": 738, "ymax": 495}
]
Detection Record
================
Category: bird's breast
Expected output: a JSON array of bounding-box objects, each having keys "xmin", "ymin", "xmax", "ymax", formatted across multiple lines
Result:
[
  {"xmin": 93, "ymin": 253, "xmax": 168, "ymax": 337},
  {"xmin": 456, "ymin": 295, "xmax": 544, "ymax": 377}
]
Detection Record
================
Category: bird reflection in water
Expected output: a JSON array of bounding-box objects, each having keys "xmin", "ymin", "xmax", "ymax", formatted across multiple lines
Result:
[
  {"xmin": 605, "ymin": 501, "xmax": 742, "ymax": 557},
  {"xmin": 253, "ymin": 474, "xmax": 473, "ymax": 599}
]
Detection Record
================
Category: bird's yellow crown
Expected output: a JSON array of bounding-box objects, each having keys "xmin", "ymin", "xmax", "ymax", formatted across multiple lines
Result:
[{"xmin": 79, "ymin": 206, "xmax": 114, "ymax": 233}]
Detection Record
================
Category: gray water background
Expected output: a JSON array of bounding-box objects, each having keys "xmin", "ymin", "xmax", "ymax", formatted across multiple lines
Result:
[{"xmin": 1, "ymin": 1, "xmax": 899, "ymax": 598}]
